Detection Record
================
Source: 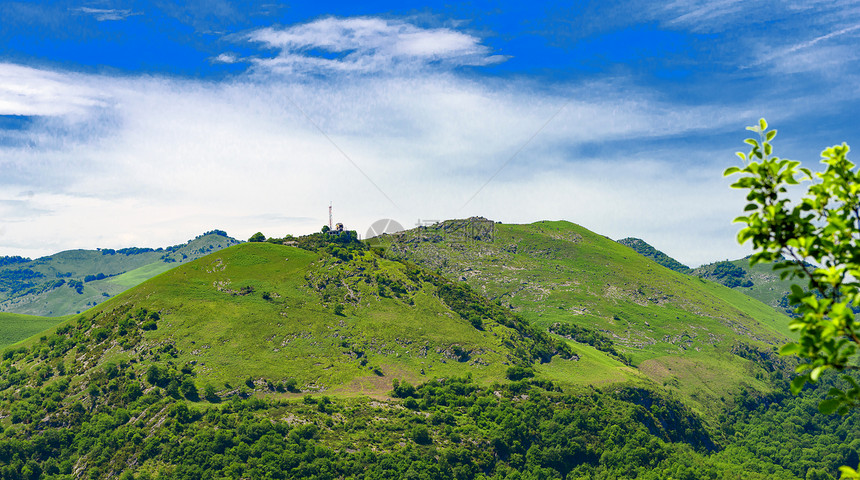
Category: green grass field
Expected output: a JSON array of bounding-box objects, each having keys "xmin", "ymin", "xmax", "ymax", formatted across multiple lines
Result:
[{"xmin": 0, "ymin": 312, "xmax": 70, "ymax": 350}]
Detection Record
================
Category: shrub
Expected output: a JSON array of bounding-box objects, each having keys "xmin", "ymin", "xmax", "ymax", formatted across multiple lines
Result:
[
  {"xmin": 180, "ymin": 377, "xmax": 199, "ymax": 401},
  {"xmin": 411, "ymin": 425, "xmax": 432, "ymax": 444},
  {"xmin": 506, "ymin": 365, "xmax": 535, "ymax": 381}
]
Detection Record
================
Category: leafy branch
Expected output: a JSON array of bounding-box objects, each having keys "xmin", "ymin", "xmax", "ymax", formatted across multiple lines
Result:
[{"xmin": 726, "ymin": 119, "xmax": 860, "ymax": 435}]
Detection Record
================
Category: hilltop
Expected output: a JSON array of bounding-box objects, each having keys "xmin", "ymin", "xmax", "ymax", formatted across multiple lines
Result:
[
  {"xmin": 691, "ymin": 258, "xmax": 799, "ymax": 316},
  {"xmin": 0, "ymin": 230, "xmax": 240, "ymax": 317}
]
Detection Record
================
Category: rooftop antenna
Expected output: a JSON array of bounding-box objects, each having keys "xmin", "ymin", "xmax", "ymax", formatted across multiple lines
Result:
[{"xmin": 328, "ymin": 202, "xmax": 333, "ymax": 230}]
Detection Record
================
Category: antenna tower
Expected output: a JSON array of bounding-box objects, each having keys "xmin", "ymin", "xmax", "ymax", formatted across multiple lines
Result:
[{"xmin": 328, "ymin": 202, "xmax": 333, "ymax": 230}]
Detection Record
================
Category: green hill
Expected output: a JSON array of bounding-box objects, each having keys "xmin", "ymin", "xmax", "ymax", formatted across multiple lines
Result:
[
  {"xmin": 4, "ymin": 241, "xmax": 567, "ymax": 397},
  {"xmin": 0, "ymin": 230, "xmax": 240, "ymax": 317},
  {"xmin": 371, "ymin": 218, "xmax": 794, "ymax": 415},
  {"xmin": 691, "ymin": 258, "xmax": 799, "ymax": 316},
  {"xmin": 614, "ymin": 237, "xmax": 801, "ymax": 318}
]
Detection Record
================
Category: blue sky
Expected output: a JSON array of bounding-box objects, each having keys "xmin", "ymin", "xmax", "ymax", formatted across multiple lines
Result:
[{"xmin": 1, "ymin": 0, "xmax": 859, "ymax": 265}]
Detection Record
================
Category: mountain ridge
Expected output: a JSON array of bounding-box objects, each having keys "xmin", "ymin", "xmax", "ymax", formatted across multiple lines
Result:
[
  {"xmin": 0, "ymin": 230, "xmax": 241, "ymax": 317},
  {"xmin": 0, "ymin": 219, "xmax": 855, "ymax": 480}
]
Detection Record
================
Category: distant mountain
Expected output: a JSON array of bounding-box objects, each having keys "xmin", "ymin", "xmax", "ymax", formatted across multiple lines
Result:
[
  {"xmin": 0, "ymin": 230, "xmax": 240, "ymax": 316},
  {"xmin": 692, "ymin": 258, "xmax": 799, "ymax": 317},
  {"xmin": 616, "ymin": 237, "xmax": 691, "ymax": 273}
]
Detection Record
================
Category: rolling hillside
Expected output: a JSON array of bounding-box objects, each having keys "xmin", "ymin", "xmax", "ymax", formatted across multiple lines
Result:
[
  {"xmin": 0, "ymin": 312, "xmax": 72, "ymax": 350},
  {"xmin": 615, "ymin": 236, "xmax": 802, "ymax": 318},
  {"xmin": 0, "ymin": 230, "xmax": 240, "ymax": 317},
  {"xmin": 0, "ymin": 225, "xmax": 855, "ymax": 480},
  {"xmin": 372, "ymin": 218, "xmax": 796, "ymax": 414},
  {"xmin": 4, "ymin": 240, "xmax": 568, "ymax": 396}
]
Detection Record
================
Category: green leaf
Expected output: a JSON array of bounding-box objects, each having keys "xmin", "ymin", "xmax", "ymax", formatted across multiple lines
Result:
[
  {"xmin": 811, "ymin": 365, "xmax": 826, "ymax": 381},
  {"xmin": 838, "ymin": 466, "xmax": 860, "ymax": 480},
  {"xmin": 790, "ymin": 284, "xmax": 804, "ymax": 297},
  {"xmin": 759, "ymin": 118, "xmax": 768, "ymax": 130},
  {"xmin": 779, "ymin": 343, "xmax": 802, "ymax": 356},
  {"xmin": 791, "ymin": 375, "xmax": 808, "ymax": 395},
  {"xmin": 766, "ymin": 129, "xmax": 777, "ymax": 141},
  {"xmin": 724, "ymin": 166, "xmax": 741, "ymax": 176},
  {"xmin": 819, "ymin": 398, "xmax": 841, "ymax": 415}
]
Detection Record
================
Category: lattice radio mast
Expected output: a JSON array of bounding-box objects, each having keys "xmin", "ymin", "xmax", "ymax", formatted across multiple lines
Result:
[{"xmin": 328, "ymin": 202, "xmax": 333, "ymax": 230}]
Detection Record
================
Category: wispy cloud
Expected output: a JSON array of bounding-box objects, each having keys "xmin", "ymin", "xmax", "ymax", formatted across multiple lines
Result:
[
  {"xmin": 661, "ymin": 0, "xmax": 748, "ymax": 32},
  {"xmin": 758, "ymin": 23, "xmax": 860, "ymax": 75},
  {"xmin": 0, "ymin": 57, "xmax": 762, "ymax": 264},
  {"xmin": 3, "ymin": 11, "xmax": 854, "ymax": 265},
  {"xmin": 245, "ymin": 17, "xmax": 508, "ymax": 75},
  {"xmin": 661, "ymin": 0, "xmax": 860, "ymax": 91},
  {"xmin": 212, "ymin": 53, "xmax": 241, "ymax": 64},
  {"xmin": 76, "ymin": 7, "xmax": 142, "ymax": 22},
  {"xmin": 0, "ymin": 64, "xmax": 109, "ymax": 116}
]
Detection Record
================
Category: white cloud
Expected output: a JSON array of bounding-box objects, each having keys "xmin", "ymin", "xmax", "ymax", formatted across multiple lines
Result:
[
  {"xmin": 755, "ymin": 23, "xmax": 860, "ymax": 76},
  {"xmin": 0, "ymin": 59, "xmax": 762, "ymax": 265},
  {"xmin": 245, "ymin": 16, "xmax": 508, "ymax": 75},
  {"xmin": 662, "ymin": 1, "xmax": 860, "ymax": 79},
  {"xmin": 76, "ymin": 7, "xmax": 142, "ymax": 22},
  {"xmin": 3, "ymin": 14, "xmax": 827, "ymax": 264},
  {"xmin": 661, "ymin": 0, "xmax": 748, "ymax": 32},
  {"xmin": 0, "ymin": 63, "xmax": 108, "ymax": 116},
  {"xmin": 212, "ymin": 53, "xmax": 240, "ymax": 64}
]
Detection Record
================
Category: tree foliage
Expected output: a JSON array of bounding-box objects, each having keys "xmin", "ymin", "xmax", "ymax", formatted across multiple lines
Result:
[{"xmin": 726, "ymin": 119, "xmax": 860, "ymax": 477}]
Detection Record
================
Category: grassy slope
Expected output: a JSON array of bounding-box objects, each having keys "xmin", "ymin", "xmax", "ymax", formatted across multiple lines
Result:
[
  {"xmin": 374, "ymin": 219, "xmax": 794, "ymax": 416},
  {"xmin": 616, "ymin": 237, "xmax": 798, "ymax": 317},
  {"xmin": 36, "ymin": 242, "xmax": 564, "ymax": 398},
  {"xmin": 0, "ymin": 233, "xmax": 239, "ymax": 316},
  {"xmin": 3, "ymin": 221, "xmax": 796, "ymax": 415},
  {"xmin": 0, "ymin": 312, "xmax": 71, "ymax": 350}
]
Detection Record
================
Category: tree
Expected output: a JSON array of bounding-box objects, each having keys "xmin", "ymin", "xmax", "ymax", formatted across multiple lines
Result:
[
  {"xmin": 180, "ymin": 377, "xmax": 199, "ymax": 401},
  {"xmin": 726, "ymin": 119, "xmax": 860, "ymax": 477},
  {"xmin": 248, "ymin": 232, "xmax": 266, "ymax": 243}
]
